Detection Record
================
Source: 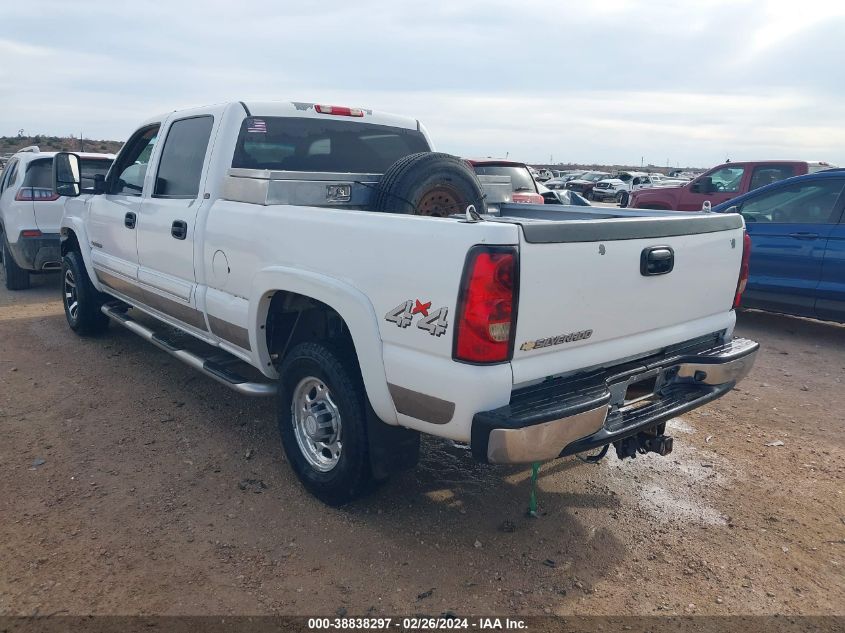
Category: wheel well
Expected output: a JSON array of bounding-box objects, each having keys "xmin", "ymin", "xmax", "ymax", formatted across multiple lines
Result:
[
  {"xmin": 265, "ymin": 291, "xmax": 355, "ymax": 366},
  {"xmin": 61, "ymin": 229, "xmax": 81, "ymax": 256}
]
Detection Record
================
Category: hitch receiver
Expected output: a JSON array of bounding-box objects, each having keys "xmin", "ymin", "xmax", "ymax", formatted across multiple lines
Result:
[{"xmin": 613, "ymin": 429, "xmax": 674, "ymax": 459}]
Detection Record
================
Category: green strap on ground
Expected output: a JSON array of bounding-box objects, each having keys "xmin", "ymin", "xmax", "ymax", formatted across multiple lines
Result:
[{"xmin": 528, "ymin": 461, "xmax": 541, "ymax": 517}]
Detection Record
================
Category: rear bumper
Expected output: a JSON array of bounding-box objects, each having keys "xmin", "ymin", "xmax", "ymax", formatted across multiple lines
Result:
[
  {"xmin": 471, "ymin": 336, "xmax": 758, "ymax": 464},
  {"xmin": 7, "ymin": 232, "xmax": 61, "ymax": 271}
]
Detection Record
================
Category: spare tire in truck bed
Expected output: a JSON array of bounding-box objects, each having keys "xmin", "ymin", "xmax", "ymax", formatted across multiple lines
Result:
[{"xmin": 369, "ymin": 152, "xmax": 487, "ymax": 216}]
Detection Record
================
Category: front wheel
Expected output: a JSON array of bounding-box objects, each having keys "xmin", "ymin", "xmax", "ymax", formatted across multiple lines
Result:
[
  {"xmin": 277, "ymin": 342, "xmax": 374, "ymax": 505},
  {"xmin": 62, "ymin": 251, "xmax": 109, "ymax": 335}
]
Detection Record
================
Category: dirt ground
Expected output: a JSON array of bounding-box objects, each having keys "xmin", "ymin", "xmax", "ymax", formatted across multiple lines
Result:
[{"xmin": 0, "ymin": 273, "xmax": 843, "ymax": 617}]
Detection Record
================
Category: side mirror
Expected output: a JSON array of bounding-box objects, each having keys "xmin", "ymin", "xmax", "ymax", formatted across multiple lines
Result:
[
  {"xmin": 92, "ymin": 173, "xmax": 106, "ymax": 194},
  {"xmin": 53, "ymin": 152, "xmax": 82, "ymax": 197},
  {"xmin": 691, "ymin": 176, "xmax": 713, "ymax": 194}
]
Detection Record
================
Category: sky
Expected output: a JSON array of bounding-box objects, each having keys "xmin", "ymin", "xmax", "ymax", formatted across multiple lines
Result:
[{"xmin": 1, "ymin": 0, "xmax": 843, "ymax": 168}]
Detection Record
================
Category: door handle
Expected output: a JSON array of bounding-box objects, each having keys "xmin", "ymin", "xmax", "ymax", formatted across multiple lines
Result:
[
  {"xmin": 124, "ymin": 212, "xmax": 136, "ymax": 229},
  {"xmin": 788, "ymin": 232, "xmax": 818, "ymax": 240},
  {"xmin": 171, "ymin": 220, "xmax": 188, "ymax": 240}
]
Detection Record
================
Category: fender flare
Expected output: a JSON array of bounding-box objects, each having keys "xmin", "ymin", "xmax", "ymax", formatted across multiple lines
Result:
[
  {"xmin": 60, "ymin": 220, "xmax": 103, "ymax": 292},
  {"xmin": 250, "ymin": 267, "xmax": 398, "ymax": 426}
]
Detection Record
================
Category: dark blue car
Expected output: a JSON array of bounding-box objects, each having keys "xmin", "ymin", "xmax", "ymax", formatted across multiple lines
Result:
[{"xmin": 713, "ymin": 169, "xmax": 845, "ymax": 323}]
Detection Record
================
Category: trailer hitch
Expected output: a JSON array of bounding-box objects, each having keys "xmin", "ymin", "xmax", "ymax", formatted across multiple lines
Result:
[{"xmin": 613, "ymin": 429, "xmax": 674, "ymax": 460}]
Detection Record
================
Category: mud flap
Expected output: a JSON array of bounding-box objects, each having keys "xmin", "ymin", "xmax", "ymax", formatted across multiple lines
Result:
[{"xmin": 366, "ymin": 404, "xmax": 420, "ymax": 480}]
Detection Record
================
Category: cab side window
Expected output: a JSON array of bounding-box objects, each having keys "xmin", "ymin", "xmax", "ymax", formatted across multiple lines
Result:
[
  {"xmin": 740, "ymin": 179, "xmax": 845, "ymax": 224},
  {"xmin": 709, "ymin": 167, "xmax": 745, "ymax": 193},
  {"xmin": 153, "ymin": 116, "xmax": 214, "ymax": 198},
  {"xmin": 110, "ymin": 125, "xmax": 160, "ymax": 196},
  {"xmin": 749, "ymin": 165, "xmax": 795, "ymax": 191}
]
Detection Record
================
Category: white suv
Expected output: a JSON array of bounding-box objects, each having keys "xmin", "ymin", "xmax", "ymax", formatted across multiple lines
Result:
[{"xmin": 0, "ymin": 147, "xmax": 113, "ymax": 289}]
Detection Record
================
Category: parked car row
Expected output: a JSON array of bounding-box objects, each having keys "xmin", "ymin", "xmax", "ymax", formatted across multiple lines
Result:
[{"xmin": 474, "ymin": 156, "xmax": 844, "ymax": 327}]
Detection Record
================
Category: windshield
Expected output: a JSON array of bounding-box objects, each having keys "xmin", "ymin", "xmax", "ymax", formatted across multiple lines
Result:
[
  {"xmin": 472, "ymin": 165, "xmax": 537, "ymax": 193},
  {"xmin": 581, "ymin": 172, "xmax": 607, "ymax": 182},
  {"xmin": 232, "ymin": 117, "xmax": 430, "ymax": 173}
]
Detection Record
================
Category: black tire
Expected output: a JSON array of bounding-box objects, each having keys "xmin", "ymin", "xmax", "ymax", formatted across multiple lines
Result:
[
  {"xmin": 370, "ymin": 152, "xmax": 486, "ymax": 216},
  {"xmin": 2, "ymin": 238, "xmax": 31, "ymax": 290},
  {"xmin": 61, "ymin": 250, "xmax": 109, "ymax": 335},
  {"xmin": 617, "ymin": 190, "xmax": 630, "ymax": 207},
  {"xmin": 277, "ymin": 341, "xmax": 374, "ymax": 506}
]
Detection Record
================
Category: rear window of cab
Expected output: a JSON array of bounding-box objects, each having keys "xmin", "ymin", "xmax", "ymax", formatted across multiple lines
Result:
[{"xmin": 231, "ymin": 117, "xmax": 430, "ymax": 173}]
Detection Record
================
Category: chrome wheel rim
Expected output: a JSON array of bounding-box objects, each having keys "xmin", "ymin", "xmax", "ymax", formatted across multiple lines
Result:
[
  {"xmin": 64, "ymin": 268, "xmax": 78, "ymax": 320},
  {"xmin": 291, "ymin": 377, "xmax": 342, "ymax": 472}
]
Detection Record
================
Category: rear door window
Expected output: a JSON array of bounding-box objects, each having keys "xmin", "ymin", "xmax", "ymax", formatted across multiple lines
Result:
[
  {"xmin": 749, "ymin": 164, "xmax": 796, "ymax": 191},
  {"xmin": 232, "ymin": 117, "xmax": 430, "ymax": 173},
  {"xmin": 154, "ymin": 116, "xmax": 215, "ymax": 198},
  {"xmin": 1, "ymin": 159, "xmax": 19, "ymax": 193},
  {"xmin": 153, "ymin": 116, "xmax": 214, "ymax": 198}
]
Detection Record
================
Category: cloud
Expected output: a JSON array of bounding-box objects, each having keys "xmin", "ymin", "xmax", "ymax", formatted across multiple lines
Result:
[{"xmin": 0, "ymin": 0, "xmax": 843, "ymax": 167}]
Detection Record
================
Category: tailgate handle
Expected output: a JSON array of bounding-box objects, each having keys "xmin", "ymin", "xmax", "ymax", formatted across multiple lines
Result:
[{"xmin": 640, "ymin": 246, "xmax": 674, "ymax": 276}]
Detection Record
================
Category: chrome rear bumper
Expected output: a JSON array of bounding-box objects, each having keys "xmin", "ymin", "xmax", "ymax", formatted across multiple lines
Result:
[{"xmin": 472, "ymin": 336, "xmax": 758, "ymax": 464}]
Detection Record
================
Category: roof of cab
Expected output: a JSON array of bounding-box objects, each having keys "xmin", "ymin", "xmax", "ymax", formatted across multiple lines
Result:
[
  {"xmin": 138, "ymin": 101, "xmax": 420, "ymax": 132},
  {"xmin": 244, "ymin": 101, "xmax": 419, "ymax": 130}
]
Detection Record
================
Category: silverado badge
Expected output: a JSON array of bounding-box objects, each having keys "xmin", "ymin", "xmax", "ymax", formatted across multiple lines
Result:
[{"xmin": 520, "ymin": 329, "xmax": 593, "ymax": 351}]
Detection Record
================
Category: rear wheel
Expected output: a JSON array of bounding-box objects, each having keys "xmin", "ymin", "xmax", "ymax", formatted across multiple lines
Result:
[
  {"xmin": 2, "ymin": 239, "xmax": 31, "ymax": 290},
  {"xmin": 277, "ymin": 341, "xmax": 373, "ymax": 505},
  {"xmin": 617, "ymin": 190, "xmax": 630, "ymax": 206},
  {"xmin": 62, "ymin": 250, "xmax": 109, "ymax": 335}
]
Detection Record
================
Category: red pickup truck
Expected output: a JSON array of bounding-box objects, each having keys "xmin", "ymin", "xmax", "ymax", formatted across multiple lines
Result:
[{"xmin": 627, "ymin": 160, "xmax": 835, "ymax": 211}]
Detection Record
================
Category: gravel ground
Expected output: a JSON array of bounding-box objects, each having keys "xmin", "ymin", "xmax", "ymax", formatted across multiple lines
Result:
[{"xmin": 0, "ymin": 273, "xmax": 843, "ymax": 617}]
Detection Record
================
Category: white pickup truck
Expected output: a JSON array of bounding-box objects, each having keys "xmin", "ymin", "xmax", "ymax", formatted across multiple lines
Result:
[{"xmin": 52, "ymin": 100, "xmax": 758, "ymax": 505}]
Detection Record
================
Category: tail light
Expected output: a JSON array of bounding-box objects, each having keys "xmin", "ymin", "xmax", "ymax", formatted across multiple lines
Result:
[
  {"xmin": 15, "ymin": 187, "xmax": 60, "ymax": 202},
  {"xmin": 21, "ymin": 229, "xmax": 43, "ymax": 238},
  {"xmin": 315, "ymin": 104, "xmax": 364, "ymax": 117},
  {"xmin": 453, "ymin": 246, "xmax": 519, "ymax": 364},
  {"xmin": 733, "ymin": 232, "xmax": 752, "ymax": 309},
  {"xmin": 512, "ymin": 192, "xmax": 545, "ymax": 204}
]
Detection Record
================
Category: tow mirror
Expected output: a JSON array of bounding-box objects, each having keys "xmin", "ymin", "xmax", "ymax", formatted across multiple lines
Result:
[{"xmin": 53, "ymin": 152, "xmax": 82, "ymax": 197}]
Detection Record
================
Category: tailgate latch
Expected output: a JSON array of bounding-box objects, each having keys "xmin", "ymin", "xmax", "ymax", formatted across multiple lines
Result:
[{"xmin": 640, "ymin": 246, "xmax": 674, "ymax": 276}]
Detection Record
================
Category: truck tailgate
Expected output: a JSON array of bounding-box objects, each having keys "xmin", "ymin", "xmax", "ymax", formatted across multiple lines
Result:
[{"xmin": 507, "ymin": 212, "xmax": 746, "ymax": 385}]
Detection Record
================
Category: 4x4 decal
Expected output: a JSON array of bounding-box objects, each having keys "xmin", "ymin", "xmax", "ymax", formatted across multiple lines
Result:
[{"xmin": 385, "ymin": 299, "xmax": 448, "ymax": 337}]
